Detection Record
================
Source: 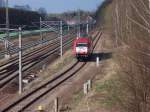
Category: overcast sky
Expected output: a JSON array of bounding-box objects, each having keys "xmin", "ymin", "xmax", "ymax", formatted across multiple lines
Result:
[{"xmin": 9, "ymin": 0, "xmax": 104, "ymax": 13}]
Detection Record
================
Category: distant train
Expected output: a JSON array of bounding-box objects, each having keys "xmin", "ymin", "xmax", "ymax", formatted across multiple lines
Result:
[{"xmin": 73, "ymin": 33, "xmax": 93, "ymax": 60}]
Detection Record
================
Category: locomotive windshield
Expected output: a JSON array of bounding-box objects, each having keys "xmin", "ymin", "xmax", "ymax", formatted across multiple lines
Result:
[
  {"xmin": 76, "ymin": 43, "xmax": 88, "ymax": 47},
  {"xmin": 80, "ymin": 34, "xmax": 88, "ymax": 38}
]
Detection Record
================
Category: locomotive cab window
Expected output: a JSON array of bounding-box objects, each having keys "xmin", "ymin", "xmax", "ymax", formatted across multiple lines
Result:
[
  {"xmin": 80, "ymin": 34, "xmax": 88, "ymax": 38},
  {"xmin": 76, "ymin": 43, "xmax": 88, "ymax": 47}
]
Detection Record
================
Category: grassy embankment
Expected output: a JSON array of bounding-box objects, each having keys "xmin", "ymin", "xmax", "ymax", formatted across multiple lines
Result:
[{"xmin": 67, "ymin": 1, "xmax": 123, "ymax": 111}]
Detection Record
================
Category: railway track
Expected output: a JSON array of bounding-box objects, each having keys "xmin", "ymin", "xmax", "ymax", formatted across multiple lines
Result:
[
  {"xmin": 0, "ymin": 32, "xmax": 76, "ymax": 88},
  {"xmin": 0, "ymin": 30, "xmax": 102, "ymax": 112},
  {"xmin": 0, "ymin": 33, "xmax": 73, "ymax": 69},
  {"xmin": 0, "ymin": 30, "xmax": 72, "ymax": 57},
  {"xmin": 0, "ymin": 30, "xmax": 75, "ymax": 68},
  {"xmin": 0, "ymin": 37, "xmax": 59, "ymax": 70}
]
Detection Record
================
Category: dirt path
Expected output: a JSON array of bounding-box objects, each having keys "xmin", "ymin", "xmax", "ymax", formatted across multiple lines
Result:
[{"xmin": 70, "ymin": 32, "xmax": 121, "ymax": 112}]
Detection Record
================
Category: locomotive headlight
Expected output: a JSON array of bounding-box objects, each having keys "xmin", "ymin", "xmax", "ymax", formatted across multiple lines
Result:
[
  {"xmin": 76, "ymin": 47, "xmax": 88, "ymax": 53},
  {"xmin": 84, "ymin": 47, "xmax": 88, "ymax": 53}
]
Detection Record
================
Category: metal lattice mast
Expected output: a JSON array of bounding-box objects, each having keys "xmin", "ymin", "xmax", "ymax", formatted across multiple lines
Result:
[
  {"xmin": 149, "ymin": 0, "xmax": 150, "ymax": 9},
  {"xmin": 19, "ymin": 27, "xmax": 23, "ymax": 94},
  {"xmin": 5, "ymin": 0, "xmax": 10, "ymax": 58},
  {"xmin": 60, "ymin": 21, "xmax": 63, "ymax": 57},
  {"xmin": 40, "ymin": 17, "xmax": 43, "ymax": 41},
  {"xmin": 78, "ymin": 9, "xmax": 81, "ymax": 37}
]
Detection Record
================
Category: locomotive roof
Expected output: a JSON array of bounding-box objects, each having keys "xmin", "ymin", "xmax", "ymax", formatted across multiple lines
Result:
[{"xmin": 75, "ymin": 37, "xmax": 92, "ymax": 43}]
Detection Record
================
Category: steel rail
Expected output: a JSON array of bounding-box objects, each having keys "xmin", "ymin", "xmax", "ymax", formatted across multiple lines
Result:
[
  {"xmin": 0, "ymin": 31, "xmax": 76, "ymax": 68},
  {"xmin": 1, "ymin": 30, "xmax": 102, "ymax": 112},
  {"xmin": 0, "ymin": 31, "xmax": 75, "ymax": 57},
  {"xmin": 0, "ymin": 34, "xmax": 76, "ymax": 88}
]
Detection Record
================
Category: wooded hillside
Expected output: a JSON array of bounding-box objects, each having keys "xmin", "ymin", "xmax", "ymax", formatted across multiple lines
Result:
[{"xmin": 0, "ymin": 8, "xmax": 42, "ymax": 29}]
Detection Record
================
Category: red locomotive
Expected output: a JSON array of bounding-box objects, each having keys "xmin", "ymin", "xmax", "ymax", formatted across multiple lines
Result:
[{"xmin": 73, "ymin": 33, "xmax": 93, "ymax": 60}]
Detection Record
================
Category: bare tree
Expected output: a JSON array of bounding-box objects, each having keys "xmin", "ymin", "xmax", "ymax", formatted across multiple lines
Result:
[{"xmin": 112, "ymin": 0, "xmax": 150, "ymax": 112}]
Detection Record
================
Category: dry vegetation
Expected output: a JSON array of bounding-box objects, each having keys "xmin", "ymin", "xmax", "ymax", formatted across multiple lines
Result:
[
  {"xmin": 111, "ymin": 0, "xmax": 150, "ymax": 112},
  {"xmin": 94, "ymin": 0, "xmax": 150, "ymax": 111},
  {"xmin": 24, "ymin": 50, "xmax": 75, "ymax": 91},
  {"xmin": 71, "ymin": 59, "xmax": 121, "ymax": 112}
]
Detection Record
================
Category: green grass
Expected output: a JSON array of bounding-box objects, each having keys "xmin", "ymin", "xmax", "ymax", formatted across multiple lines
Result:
[
  {"xmin": 95, "ymin": 80, "xmax": 113, "ymax": 92},
  {"xmin": 0, "ymin": 28, "xmax": 71, "ymax": 40},
  {"xmin": 73, "ymin": 90, "xmax": 84, "ymax": 105},
  {"xmin": 0, "ymin": 29, "xmax": 51, "ymax": 39},
  {"xmin": 94, "ymin": 79, "xmax": 121, "ymax": 109}
]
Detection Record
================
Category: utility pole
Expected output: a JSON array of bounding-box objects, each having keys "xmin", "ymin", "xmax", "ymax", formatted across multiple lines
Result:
[
  {"xmin": 40, "ymin": 17, "xmax": 42, "ymax": 40},
  {"xmin": 5, "ymin": 0, "xmax": 9, "ymax": 58},
  {"xmin": 68, "ymin": 25, "xmax": 70, "ymax": 32},
  {"xmin": 149, "ymin": 0, "xmax": 150, "ymax": 33},
  {"xmin": 60, "ymin": 21, "xmax": 63, "ymax": 58},
  {"xmin": 86, "ymin": 20, "xmax": 89, "ymax": 34},
  {"xmin": 78, "ymin": 9, "xmax": 81, "ymax": 37},
  {"xmin": 149, "ymin": 0, "xmax": 150, "ymax": 9},
  {"xmin": 19, "ymin": 27, "xmax": 23, "ymax": 94}
]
